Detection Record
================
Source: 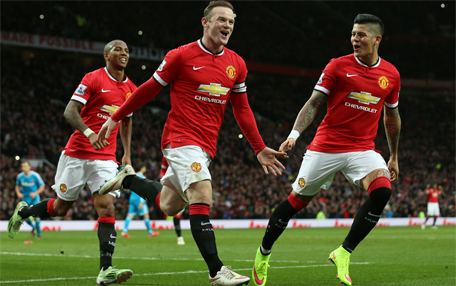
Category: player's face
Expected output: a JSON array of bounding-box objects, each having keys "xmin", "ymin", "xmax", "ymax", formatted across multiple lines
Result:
[
  {"xmin": 351, "ymin": 24, "xmax": 380, "ymax": 59},
  {"xmin": 105, "ymin": 41, "xmax": 129, "ymax": 70},
  {"xmin": 205, "ymin": 7, "xmax": 235, "ymax": 47},
  {"xmin": 21, "ymin": 162, "xmax": 31, "ymax": 174}
]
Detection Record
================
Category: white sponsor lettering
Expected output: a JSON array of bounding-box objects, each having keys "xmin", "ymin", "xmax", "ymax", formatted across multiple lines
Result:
[
  {"xmin": 97, "ymin": 113, "xmax": 110, "ymax": 120},
  {"xmin": 345, "ymin": 102, "xmax": 378, "ymax": 113},
  {"xmin": 194, "ymin": 95, "xmax": 227, "ymax": 104},
  {"xmin": 21, "ymin": 182, "xmax": 36, "ymax": 187},
  {"xmin": 108, "ymin": 241, "xmax": 116, "ymax": 246}
]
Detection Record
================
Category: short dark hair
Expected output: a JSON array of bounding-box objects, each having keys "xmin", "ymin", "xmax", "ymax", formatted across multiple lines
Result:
[
  {"xmin": 354, "ymin": 14, "xmax": 384, "ymax": 36},
  {"xmin": 204, "ymin": 1, "xmax": 234, "ymax": 19},
  {"xmin": 21, "ymin": 160, "xmax": 30, "ymax": 166},
  {"xmin": 134, "ymin": 161, "xmax": 147, "ymax": 171}
]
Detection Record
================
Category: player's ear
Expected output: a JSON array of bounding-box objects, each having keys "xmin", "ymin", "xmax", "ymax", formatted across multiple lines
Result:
[
  {"xmin": 103, "ymin": 52, "xmax": 109, "ymax": 62},
  {"xmin": 202, "ymin": 17, "xmax": 209, "ymax": 28},
  {"xmin": 375, "ymin": 35, "xmax": 382, "ymax": 46}
]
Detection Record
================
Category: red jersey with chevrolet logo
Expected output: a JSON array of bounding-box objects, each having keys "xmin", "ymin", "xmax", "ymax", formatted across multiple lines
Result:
[
  {"xmin": 310, "ymin": 54, "xmax": 400, "ymax": 152},
  {"xmin": 65, "ymin": 67, "xmax": 137, "ymax": 161},
  {"xmin": 153, "ymin": 39, "xmax": 248, "ymax": 158}
]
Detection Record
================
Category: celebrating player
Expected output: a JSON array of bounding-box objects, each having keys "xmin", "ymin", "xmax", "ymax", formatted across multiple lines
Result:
[
  {"xmin": 97, "ymin": 1, "xmax": 285, "ymax": 285},
  {"xmin": 8, "ymin": 40, "xmax": 136, "ymax": 285},
  {"xmin": 422, "ymin": 183, "xmax": 442, "ymax": 229},
  {"xmin": 122, "ymin": 162, "xmax": 160, "ymax": 238},
  {"xmin": 252, "ymin": 14, "xmax": 401, "ymax": 286},
  {"xmin": 14, "ymin": 161, "xmax": 45, "ymax": 239}
]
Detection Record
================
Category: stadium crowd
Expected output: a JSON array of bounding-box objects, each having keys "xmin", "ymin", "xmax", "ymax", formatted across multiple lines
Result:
[{"xmin": 1, "ymin": 1, "xmax": 455, "ymax": 222}]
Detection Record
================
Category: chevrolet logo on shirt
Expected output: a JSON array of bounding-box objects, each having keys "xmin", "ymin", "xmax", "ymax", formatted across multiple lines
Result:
[
  {"xmin": 348, "ymin": 91, "xmax": 380, "ymax": 105},
  {"xmin": 197, "ymin": 83, "xmax": 230, "ymax": 97},
  {"xmin": 101, "ymin": 105, "xmax": 120, "ymax": 115}
]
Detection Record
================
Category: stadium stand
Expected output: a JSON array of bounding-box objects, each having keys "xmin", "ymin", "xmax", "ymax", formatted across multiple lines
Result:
[{"xmin": 1, "ymin": 1, "xmax": 454, "ymax": 221}]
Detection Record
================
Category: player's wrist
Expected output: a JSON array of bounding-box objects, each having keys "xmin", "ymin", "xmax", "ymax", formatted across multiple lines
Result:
[
  {"xmin": 288, "ymin": 130, "xmax": 300, "ymax": 141},
  {"xmin": 83, "ymin": 128, "xmax": 95, "ymax": 138}
]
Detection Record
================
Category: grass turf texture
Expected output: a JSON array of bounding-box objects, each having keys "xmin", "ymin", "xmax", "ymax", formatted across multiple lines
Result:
[{"xmin": 1, "ymin": 226, "xmax": 454, "ymax": 285}]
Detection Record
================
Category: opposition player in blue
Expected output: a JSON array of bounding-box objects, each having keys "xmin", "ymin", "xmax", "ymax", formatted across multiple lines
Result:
[
  {"xmin": 15, "ymin": 161, "xmax": 45, "ymax": 239},
  {"xmin": 122, "ymin": 162, "xmax": 159, "ymax": 238}
]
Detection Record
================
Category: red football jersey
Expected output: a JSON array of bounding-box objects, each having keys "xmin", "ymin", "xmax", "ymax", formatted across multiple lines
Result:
[
  {"xmin": 310, "ymin": 54, "xmax": 401, "ymax": 152},
  {"xmin": 427, "ymin": 188, "xmax": 440, "ymax": 203},
  {"xmin": 153, "ymin": 39, "xmax": 259, "ymax": 158},
  {"xmin": 64, "ymin": 67, "xmax": 137, "ymax": 161}
]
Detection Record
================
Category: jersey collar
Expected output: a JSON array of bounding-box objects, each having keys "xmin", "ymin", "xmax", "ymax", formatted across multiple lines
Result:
[
  {"xmin": 197, "ymin": 39, "xmax": 225, "ymax": 56},
  {"xmin": 104, "ymin": 67, "xmax": 129, "ymax": 83},
  {"xmin": 354, "ymin": 54, "xmax": 381, "ymax": 68}
]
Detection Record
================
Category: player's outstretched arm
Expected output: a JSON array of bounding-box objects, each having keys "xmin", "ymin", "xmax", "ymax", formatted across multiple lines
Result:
[
  {"xmin": 64, "ymin": 100, "xmax": 108, "ymax": 151},
  {"xmin": 257, "ymin": 147, "xmax": 286, "ymax": 176},
  {"xmin": 384, "ymin": 106, "xmax": 401, "ymax": 181}
]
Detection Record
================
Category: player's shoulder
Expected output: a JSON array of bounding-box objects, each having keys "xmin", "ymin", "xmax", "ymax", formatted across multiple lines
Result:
[
  {"xmin": 17, "ymin": 172, "xmax": 25, "ymax": 178},
  {"xmin": 81, "ymin": 67, "xmax": 106, "ymax": 83},
  {"xmin": 30, "ymin": 170, "xmax": 42, "ymax": 177},
  {"xmin": 379, "ymin": 57, "xmax": 400, "ymax": 76}
]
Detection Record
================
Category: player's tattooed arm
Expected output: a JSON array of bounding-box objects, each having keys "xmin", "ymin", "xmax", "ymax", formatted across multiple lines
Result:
[
  {"xmin": 64, "ymin": 100, "xmax": 88, "ymax": 133},
  {"xmin": 292, "ymin": 90, "xmax": 327, "ymax": 133},
  {"xmin": 384, "ymin": 106, "xmax": 401, "ymax": 157}
]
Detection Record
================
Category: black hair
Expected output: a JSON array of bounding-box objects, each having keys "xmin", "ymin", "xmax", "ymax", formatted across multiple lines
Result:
[{"xmin": 354, "ymin": 14, "xmax": 384, "ymax": 36}]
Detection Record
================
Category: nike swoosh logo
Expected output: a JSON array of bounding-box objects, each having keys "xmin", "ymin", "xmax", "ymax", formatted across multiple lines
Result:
[
  {"xmin": 110, "ymin": 234, "xmax": 116, "ymax": 239},
  {"xmin": 209, "ymin": 278, "xmax": 220, "ymax": 283},
  {"xmin": 253, "ymin": 267, "xmax": 264, "ymax": 285},
  {"xmin": 368, "ymin": 212, "xmax": 382, "ymax": 217},
  {"xmin": 106, "ymin": 180, "xmax": 120, "ymax": 193},
  {"xmin": 346, "ymin": 73, "xmax": 358, "ymax": 77},
  {"xmin": 101, "ymin": 89, "xmax": 111, "ymax": 92},
  {"xmin": 193, "ymin": 66, "xmax": 205, "ymax": 70},
  {"xmin": 201, "ymin": 222, "xmax": 211, "ymax": 226}
]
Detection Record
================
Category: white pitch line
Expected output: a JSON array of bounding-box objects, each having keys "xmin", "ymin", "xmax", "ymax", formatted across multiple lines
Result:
[
  {"xmin": 0, "ymin": 252, "xmax": 313, "ymax": 263},
  {"xmin": 0, "ymin": 263, "xmax": 372, "ymax": 284}
]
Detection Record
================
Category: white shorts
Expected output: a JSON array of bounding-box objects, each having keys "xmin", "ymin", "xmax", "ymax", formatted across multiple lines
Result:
[
  {"xmin": 292, "ymin": 150, "xmax": 389, "ymax": 196},
  {"xmin": 160, "ymin": 145, "xmax": 212, "ymax": 203},
  {"xmin": 427, "ymin": 202, "xmax": 440, "ymax": 216},
  {"xmin": 52, "ymin": 151, "xmax": 120, "ymax": 201}
]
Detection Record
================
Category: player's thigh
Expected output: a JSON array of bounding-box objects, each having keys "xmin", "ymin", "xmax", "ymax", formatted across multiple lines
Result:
[
  {"xmin": 343, "ymin": 150, "xmax": 389, "ymax": 191},
  {"xmin": 139, "ymin": 203, "xmax": 149, "ymax": 216},
  {"xmin": 160, "ymin": 180, "xmax": 187, "ymax": 215},
  {"xmin": 186, "ymin": 180, "xmax": 212, "ymax": 205},
  {"xmin": 161, "ymin": 145, "xmax": 212, "ymax": 202},
  {"xmin": 53, "ymin": 152, "xmax": 86, "ymax": 201},
  {"xmin": 86, "ymin": 159, "xmax": 120, "ymax": 199},
  {"xmin": 292, "ymin": 150, "xmax": 344, "ymax": 196}
]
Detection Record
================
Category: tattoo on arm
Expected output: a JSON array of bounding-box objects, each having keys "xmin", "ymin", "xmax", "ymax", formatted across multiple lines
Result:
[
  {"xmin": 63, "ymin": 100, "xmax": 88, "ymax": 133},
  {"xmin": 384, "ymin": 107, "xmax": 401, "ymax": 156},
  {"xmin": 293, "ymin": 90, "xmax": 327, "ymax": 133},
  {"xmin": 373, "ymin": 169, "xmax": 391, "ymax": 179}
]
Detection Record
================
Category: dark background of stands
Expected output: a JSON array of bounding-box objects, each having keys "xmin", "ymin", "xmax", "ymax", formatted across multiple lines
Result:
[{"xmin": 1, "ymin": 1, "xmax": 455, "ymax": 221}]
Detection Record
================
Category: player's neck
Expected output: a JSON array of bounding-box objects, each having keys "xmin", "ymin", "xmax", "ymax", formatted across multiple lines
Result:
[
  {"xmin": 24, "ymin": 171, "xmax": 31, "ymax": 176},
  {"xmin": 106, "ymin": 66, "xmax": 125, "ymax": 81},
  {"xmin": 201, "ymin": 36, "xmax": 223, "ymax": 54},
  {"xmin": 357, "ymin": 53, "xmax": 379, "ymax": 66}
]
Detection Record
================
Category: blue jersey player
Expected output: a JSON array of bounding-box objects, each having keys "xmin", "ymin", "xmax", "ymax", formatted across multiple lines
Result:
[
  {"xmin": 122, "ymin": 163, "xmax": 159, "ymax": 238},
  {"xmin": 15, "ymin": 161, "xmax": 45, "ymax": 239}
]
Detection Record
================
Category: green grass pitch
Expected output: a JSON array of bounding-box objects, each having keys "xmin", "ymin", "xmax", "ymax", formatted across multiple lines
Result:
[{"xmin": 1, "ymin": 226, "xmax": 455, "ymax": 285}]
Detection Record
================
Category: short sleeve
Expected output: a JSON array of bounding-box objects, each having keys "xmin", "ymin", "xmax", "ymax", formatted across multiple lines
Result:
[
  {"xmin": 314, "ymin": 58, "xmax": 337, "ymax": 96},
  {"xmin": 71, "ymin": 72, "xmax": 96, "ymax": 105},
  {"xmin": 152, "ymin": 48, "xmax": 182, "ymax": 87}
]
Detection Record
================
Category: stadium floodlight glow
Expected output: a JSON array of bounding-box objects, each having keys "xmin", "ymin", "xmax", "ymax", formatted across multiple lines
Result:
[
  {"xmin": 39, "ymin": 14, "xmax": 44, "ymax": 19},
  {"xmin": 141, "ymin": 65, "xmax": 146, "ymax": 70},
  {"xmin": 138, "ymin": 30, "xmax": 143, "ymax": 36},
  {"xmin": 441, "ymin": 3, "xmax": 445, "ymax": 8},
  {"xmin": 15, "ymin": 156, "xmax": 20, "ymax": 160},
  {"xmin": 238, "ymin": 134, "xmax": 243, "ymax": 139}
]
